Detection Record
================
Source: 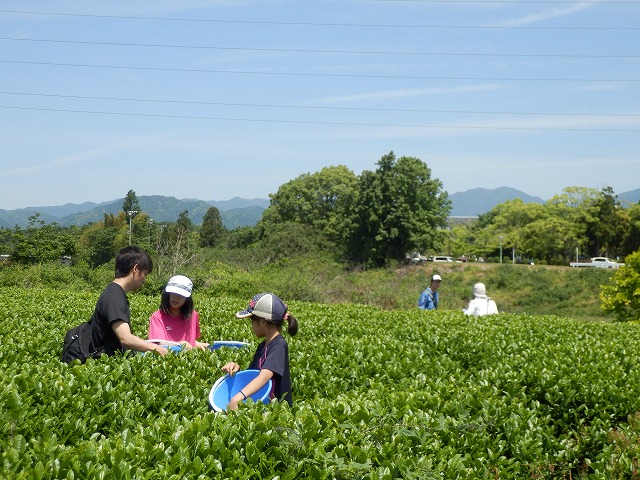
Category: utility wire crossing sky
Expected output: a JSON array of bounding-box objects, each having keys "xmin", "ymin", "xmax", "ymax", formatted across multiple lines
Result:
[{"xmin": 1, "ymin": 1, "xmax": 638, "ymax": 210}]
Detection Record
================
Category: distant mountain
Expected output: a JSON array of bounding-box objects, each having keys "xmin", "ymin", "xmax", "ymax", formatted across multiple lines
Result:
[
  {"xmin": 618, "ymin": 188, "xmax": 640, "ymax": 206},
  {"xmin": 449, "ymin": 187, "xmax": 545, "ymax": 217},
  {"xmin": 0, "ymin": 201, "xmax": 114, "ymax": 228},
  {"xmin": 3, "ymin": 187, "xmax": 636, "ymax": 229},
  {"xmin": 0, "ymin": 196, "xmax": 269, "ymax": 229},
  {"xmin": 209, "ymin": 197, "xmax": 270, "ymax": 211},
  {"xmin": 0, "ymin": 208, "xmax": 70, "ymax": 228},
  {"xmin": 222, "ymin": 206, "xmax": 269, "ymax": 230}
]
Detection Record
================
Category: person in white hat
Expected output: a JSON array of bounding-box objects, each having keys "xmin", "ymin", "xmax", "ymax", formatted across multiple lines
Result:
[
  {"xmin": 418, "ymin": 274, "xmax": 442, "ymax": 310},
  {"xmin": 463, "ymin": 282, "xmax": 499, "ymax": 316},
  {"xmin": 148, "ymin": 275, "xmax": 209, "ymax": 350}
]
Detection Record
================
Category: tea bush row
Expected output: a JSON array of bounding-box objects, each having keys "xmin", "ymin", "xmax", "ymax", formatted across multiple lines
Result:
[{"xmin": 1, "ymin": 287, "xmax": 640, "ymax": 478}]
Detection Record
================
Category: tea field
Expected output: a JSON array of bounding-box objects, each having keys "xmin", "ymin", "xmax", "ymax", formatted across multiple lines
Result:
[{"xmin": 2, "ymin": 286, "xmax": 640, "ymax": 479}]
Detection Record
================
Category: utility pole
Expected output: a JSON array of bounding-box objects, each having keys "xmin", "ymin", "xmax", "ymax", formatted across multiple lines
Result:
[{"xmin": 128, "ymin": 210, "xmax": 138, "ymax": 245}]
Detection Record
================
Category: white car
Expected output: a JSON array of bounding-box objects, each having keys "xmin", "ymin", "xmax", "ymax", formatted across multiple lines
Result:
[
  {"xmin": 406, "ymin": 252, "xmax": 428, "ymax": 264},
  {"xmin": 432, "ymin": 256, "xmax": 454, "ymax": 262},
  {"xmin": 570, "ymin": 257, "xmax": 624, "ymax": 269}
]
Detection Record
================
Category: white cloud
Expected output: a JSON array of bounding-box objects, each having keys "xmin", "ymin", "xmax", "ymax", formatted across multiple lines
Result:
[
  {"xmin": 309, "ymin": 84, "xmax": 504, "ymax": 105},
  {"xmin": 580, "ymin": 83, "xmax": 630, "ymax": 92},
  {"xmin": 498, "ymin": 2, "xmax": 598, "ymax": 28},
  {"xmin": 0, "ymin": 133, "xmax": 174, "ymax": 178}
]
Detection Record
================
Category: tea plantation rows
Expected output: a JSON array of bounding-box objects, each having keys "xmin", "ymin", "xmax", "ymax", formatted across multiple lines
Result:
[{"xmin": 2, "ymin": 286, "xmax": 640, "ymax": 479}]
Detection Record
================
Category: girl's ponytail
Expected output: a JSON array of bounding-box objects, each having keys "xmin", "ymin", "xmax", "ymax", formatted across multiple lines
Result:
[{"xmin": 284, "ymin": 312, "xmax": 298, "ymax": 336}]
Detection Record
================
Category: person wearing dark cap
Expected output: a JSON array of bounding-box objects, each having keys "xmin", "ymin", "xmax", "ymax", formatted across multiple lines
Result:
[
  {"xmin": 221, "ymin": 293, "xmax": 299, "ymax": 410},
  {"xmin": 418, "ymin": 274, "xmax": 442, "ymax": 310}
]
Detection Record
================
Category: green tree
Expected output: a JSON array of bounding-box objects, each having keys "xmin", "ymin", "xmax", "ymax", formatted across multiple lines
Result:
[
  {"xmin": 520, "ymin": 216, "xmax": 579, "ymax": 264},
  {"xmin": 622, "ymin": 203, "xmax": 640, "ymax": 255},
  {"xmin": 225, "ymin": 226, "xmax": 257, "ymax": 250},
  {"xmin": 546, "ymin": 186, "xmax": 599, "ymax": 211},
  {"xmin": 85, "ymin": 227, "xmax": 119, "ymax": 267},
  {"xmin": 259, "ymin": 222, "xmax": 331, "ymax": 264},
  {"xmin": 200, "ymin": 206, "xmax": 225, "ymax": 247},
  {"xmin": 122, "ymin": 189, "xmax": 140, "ymax": 215},
  {"xmin": 348, "ymin": 152, "xmax": 450, "ymax": 267},
  {"xmin": 152, "ymin": 213, "xmax": 198, "ymax": 278},
  {"xmin": 545, "ymin": 186, "xmax": 598, "ymax": 260},
  {"xmin": 176, "ymin": 210, "xmax": 193, "ymax": 233},
  {"xmin": 11, "ymin": 213, "xmax": 77, "ymax": 264},
  {"xmin": 0, "ymin": 228, "xmax": 14, "ymax": 254},
  {"xmin": 154, "ymin": 221, "xmax": 198, "ymax": 278},
  {"xmin": 79, "ymin": 212, "xmax": 128, "ymax": 267},
  {"xmin": 601, "ymin": 249, "xmax": 640, "ymax": 321},
  {"xmin": 261, "ymin": 165, "xmax": 359, "ymax": 252},
  {"xmin": 473, "ymin": 199, "xmax": 548, "ymax": 261},
  {"xmin": 445, "ymin": 223, "xmax": 478, "ymax": 260},
  {"xmin": 585, "ymin": 187, "xmax": 628, "ymax": 257}
]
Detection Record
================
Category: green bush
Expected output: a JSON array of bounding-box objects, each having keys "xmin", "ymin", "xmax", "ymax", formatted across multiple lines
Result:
[
  {"xmin": 0, "ymin": 254, "xmax": 618, "ymax": 320},
  {"xmin": 601, "ymin": 250, "xmax": 640, "ymax": 321},
  {"xmin": 0, "ymin": 262, "xmax": 110, "ymax": 291},
  {"xmin": 2, "ymin": 287, "xmax": 640, "ymax": 478}
]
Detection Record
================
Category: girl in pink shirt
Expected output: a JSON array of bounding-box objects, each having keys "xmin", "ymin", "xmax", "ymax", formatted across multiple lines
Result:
[{"xmin": 148, "ymin": 275, "xmax": 209, "ymax": 350}]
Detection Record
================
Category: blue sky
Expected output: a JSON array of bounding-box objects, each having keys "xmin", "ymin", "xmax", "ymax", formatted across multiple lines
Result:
[{"xmin": 1, "ymin": 1, "xmax": 638, "ymax": 210}]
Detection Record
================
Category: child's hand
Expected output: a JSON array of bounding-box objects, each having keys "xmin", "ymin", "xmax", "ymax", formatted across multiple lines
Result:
[
  {"xmin": 153, "ymin": 345, "xmax": 169, "ymax": 356},
  {"xmin": 227, "ymin": 396, "xmax": 241, "ymax": 411},
  {"xmin": 195, "ymin": 341, "xmax": 210, "ymax": 351},
  {"xmin": 221, "ymin": 362, "xmax": 241, "ymax": 376}
]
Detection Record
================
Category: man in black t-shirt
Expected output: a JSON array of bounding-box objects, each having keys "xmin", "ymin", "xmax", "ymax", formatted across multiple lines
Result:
[{"xmin": 90, "ymin": 246, "xmax": 167, "ymax": 357}]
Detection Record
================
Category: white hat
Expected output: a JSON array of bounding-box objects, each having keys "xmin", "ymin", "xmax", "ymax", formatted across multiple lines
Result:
[
  {"xmin": 432, "ymin": 274, "xmax": 442, "ymax": 282},
  {"xmin": 473, "ymin": 283, "xmax": 487, "ymax": 297},
  {"xmin": 165, "ymin": 275, "xmax": 193, "ymax": 298}
]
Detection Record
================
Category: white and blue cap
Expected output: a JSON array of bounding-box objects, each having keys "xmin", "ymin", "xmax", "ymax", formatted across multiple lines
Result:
[
  {"xmin": 165, "ymin": 275, "xmax": 193, "ymax": 298},
  {"xmin": 236, "ymin": 293, "xmax": 287, "ymax": 321}
]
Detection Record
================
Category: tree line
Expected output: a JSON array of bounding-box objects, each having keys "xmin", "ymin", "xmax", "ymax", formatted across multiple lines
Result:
[
  {"xmin": 449, "ymin": 186, "xmax": 639, "ymax": 265},
  {"xmin": 1, "ymin": 152, "xmax": 639, "ymax": 271}
]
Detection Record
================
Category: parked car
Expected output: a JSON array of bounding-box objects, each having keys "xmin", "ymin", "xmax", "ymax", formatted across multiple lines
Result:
[
  {"xmin": 406, "ymin": 252, "xmax": 428, "ymax": 264},
  {"xmin": 432, "ymin": 256, "xmax": 454, "ymax": 262},
  {"xmin": 569, "ymin": 257, "xmax": 624, "ymax": 269}
]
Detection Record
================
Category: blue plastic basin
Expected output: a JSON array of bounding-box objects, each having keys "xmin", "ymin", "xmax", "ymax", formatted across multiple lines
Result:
[
  {"xmin": 209, "ymin": 341, "xmax": 249, "ymax": 350},
  {"xmin": 208, "ymin": 369, "xmax": 271, "ymax": 412}
]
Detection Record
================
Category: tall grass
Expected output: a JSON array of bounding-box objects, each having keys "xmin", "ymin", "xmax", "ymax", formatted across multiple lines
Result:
[{"xmin": 0, "ymin": 256, "xmax": 616, "ymax": 321}]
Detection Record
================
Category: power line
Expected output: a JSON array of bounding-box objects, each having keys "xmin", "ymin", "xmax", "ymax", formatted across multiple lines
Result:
[
  {"xmin": 2, "ymin": 91, "xmax": 637, "ymax": 117},
  {"xmin": 2, "ymin": 105, "xmax": 638, "ymax": 132},
  {"xmin": 3, "ymin": 60, "xmax": 637, "ymax": 82},
  {"xmin": 364, "ymin": 0, "xmax": 638, "ymax": 2},
  {"xmin": 1, "ymin": 9, "xmax": 637, "ymax": 30},
  {"xmin": 1, "ymin": 37, "xmax": 636, "ymax": 59}
]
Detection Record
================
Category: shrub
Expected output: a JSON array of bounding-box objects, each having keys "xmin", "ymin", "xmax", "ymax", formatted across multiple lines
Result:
[
  {"xmin": 3, "ymin": 288, "xmax": 640, "ymax": 477},
  {"xmin": 601, "ymin": 250, "xmax": 640, "ymax": 321}
]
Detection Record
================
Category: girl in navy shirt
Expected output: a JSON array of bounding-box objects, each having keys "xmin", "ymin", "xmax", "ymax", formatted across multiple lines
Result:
[{"xmin": 221, "ymin": 293, "xmax": 298, "ymax": 409}]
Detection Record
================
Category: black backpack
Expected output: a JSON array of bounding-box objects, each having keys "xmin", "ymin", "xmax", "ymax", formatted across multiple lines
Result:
[{"xmin": 60, "ymin": 322, "xmax": 101, "ymax": 364}]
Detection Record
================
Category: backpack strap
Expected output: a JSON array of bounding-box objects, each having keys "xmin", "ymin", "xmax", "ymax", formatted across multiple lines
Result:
[{"xmin": 426, "ymin": 290, "xmax": 437, "ymax": 309}]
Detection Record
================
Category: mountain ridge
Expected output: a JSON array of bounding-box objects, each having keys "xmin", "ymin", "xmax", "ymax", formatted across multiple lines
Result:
[
  {"xmin": 0, "ymin": 196, "xmax": 270, "ymax": 229},
  {"xmin": 1, "ymin": 188, "xmax": 638, "ymax": 229},
  {"xmin": 449, "ymin": 187, "xmax": 545, "ymax": 217}
]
